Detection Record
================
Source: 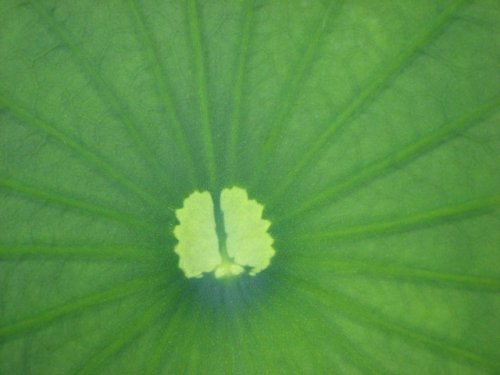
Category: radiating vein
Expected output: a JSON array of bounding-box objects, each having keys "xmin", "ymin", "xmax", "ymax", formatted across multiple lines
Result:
[
  {"xmin": 251, "ymin": 293, "xmax": 296, "ymax": 371},
  {"xmin": 187, "ymin": 0, "xmax": 217, "ymax": 189},
  {"xmin": 330, "ymin": 324, "xmax": 390, "ymax": 375},
  {"xmin": 288, "ymin": 195, "xmax": 500, "ymax": 242},
  {"xmin": 276, "ymin": 287, "xmax": 390, "ymax": 374},
  {"xmin": 227, "ymin": 0, "xmax": 255, "ymax": 182},
  {"xmin": 144, "ymin": 296, "xmax": 190, "ymax": 375},
  {"xmin": 319, "ymin": 317, "xmax": 390, "ymax": 375},
  {"xmin": 28, "ymin": 0, "xmax": 172, "ymax": 191},
  {"xmin": 74, "ymin": 289, "xmax": 174, "ymax": 375},
  {"xmin": 222, "ymin": 287, "xmax": 249, "ymax": 374},
  {"xmin": 0, "ymin": 274, "xmax": 164, "ymax": 343},
  {"xmin": 0, "ymin": 95, "xmax": 163, "ymax": 209},
  {"xmin": 163, "ymin": 293, "xmax": 204, "ymax": 374},
  {"xmin": 285, "ymin": 273, "xmax": 499, "ymax": 372},
  {"xmin": 267, "ymin": 0, "xmax": 470, "ymax": 204},
  {"xmin": 261, "ymin": 288, "xmax": 330, "ymax": 372},
  {"xmin": 0, "ymin": 175, "xmax": 155, "ymax": 231},
  {"xmin": 186, "ymin": 296, "xmax": 214, "ymax": 374},
  {"xmin": 285, "ymin": 256, "xmax": 500, "ymax": 293},
  {"xmin": 245, "ymin": 307, "xmax": 276, "ymax": 372},
  {"xmin": 235, "ymin": 290, "xmax": 262, "ymax": 373},
  {"xmin": 252, "ymin": 1, "xmax": 341, "ymax": 187},
  {"xmin": 277, "ymin": 96, "xmax": 500, "ymax": 222},
  {"xmin": 0, "ymin": 244, "xmax": 156, "ymax": 262},
  {"xmin": 126, "ymin": 0, "xmax": 198, "ymax": 187}
]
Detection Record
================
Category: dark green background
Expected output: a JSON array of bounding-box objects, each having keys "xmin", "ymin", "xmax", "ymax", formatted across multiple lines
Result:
[{"xmin": 0, "ymin": 0, "xmax": 499, "ymax": 374}]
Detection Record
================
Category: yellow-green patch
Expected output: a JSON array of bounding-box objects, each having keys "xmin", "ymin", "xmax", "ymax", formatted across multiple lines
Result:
[{"xmin": 174, "ymin": 187, "xmax": 274, "ymax": 279}]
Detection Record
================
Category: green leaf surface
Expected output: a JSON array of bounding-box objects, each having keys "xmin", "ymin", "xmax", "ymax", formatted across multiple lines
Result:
[{"xmin": 1, "ymin": 0, "xmax": 499, "ymax": 374}]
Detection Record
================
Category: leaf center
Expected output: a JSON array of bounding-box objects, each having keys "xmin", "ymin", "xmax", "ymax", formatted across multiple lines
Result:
[{"xmin": 173, "ymin": 187, "xmax": 275, "ymax": 279}]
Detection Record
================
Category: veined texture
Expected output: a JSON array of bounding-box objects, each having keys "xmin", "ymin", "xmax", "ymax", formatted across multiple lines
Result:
[{"xmin": 0, "ymin": 0, "xmax": 498, "ymax": 374}]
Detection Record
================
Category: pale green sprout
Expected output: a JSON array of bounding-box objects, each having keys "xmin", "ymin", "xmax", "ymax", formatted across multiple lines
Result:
[{"xmin": 174, "ymin": 187, "xmax": 275, "ymax": 279}]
